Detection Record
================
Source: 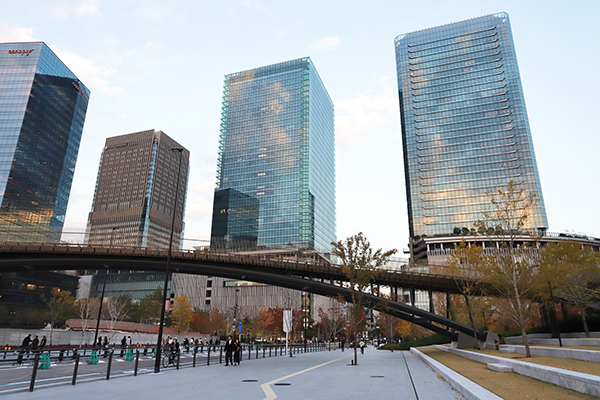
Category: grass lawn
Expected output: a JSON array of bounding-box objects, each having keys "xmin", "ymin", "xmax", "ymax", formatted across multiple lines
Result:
[
  {"xmin": 472, "ymin": 348, "xmax": 600, "ymax": 376},
  {"xmin": 419, "ymin": 347, "xmax": 599, "ymax": 400}
]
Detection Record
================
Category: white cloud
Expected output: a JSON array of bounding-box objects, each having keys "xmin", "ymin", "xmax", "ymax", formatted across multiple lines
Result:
[
  {"xmin": 73, "ymin": 0, "xmax": 101, "ymax": 16},
  {"xmin": 242, "ymin": 0, "xmax": 269, "ymax": 12},
  {"xmin": 43, "ymin": 0, "xmax": 101, "ymax": 19},
  {"xmin": 335, "ymin": 83, "xmax": 399, "ymax": 143},
  {"xmin": 50, "ymin": 45, "xmax": 122, "ymax": 95},
  {"xmin": 311, "ymin": 36, "xmax": 340, "ymax": 50},
  {"xmin": 0, "ymin": 22, "xmax": 36, "ymax": 42}
]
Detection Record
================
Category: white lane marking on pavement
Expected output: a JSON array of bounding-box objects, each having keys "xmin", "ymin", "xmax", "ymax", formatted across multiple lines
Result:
[{"xmin": 260, "ymin": 355, "xmax": 350, "ymax": 400}]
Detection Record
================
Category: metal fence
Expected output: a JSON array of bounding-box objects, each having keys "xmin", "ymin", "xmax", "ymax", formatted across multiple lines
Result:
[{"xmin": 0, "ymin": 342, "xmax": 332, "ymax": 393}]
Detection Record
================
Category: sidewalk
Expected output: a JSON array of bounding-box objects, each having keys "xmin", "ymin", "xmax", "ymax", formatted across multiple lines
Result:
[{"xmin": 2, "ymin": 347, "xmax": 463, "ymax": 400}]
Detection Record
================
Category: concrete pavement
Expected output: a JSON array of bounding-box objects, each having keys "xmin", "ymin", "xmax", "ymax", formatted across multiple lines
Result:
[{"xmin": 1, "ymin": 347, "xmax": 464, "ymax": 399}]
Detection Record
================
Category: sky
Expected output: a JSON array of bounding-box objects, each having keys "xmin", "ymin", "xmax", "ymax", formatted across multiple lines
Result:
[{"xmin": 1, "ymin": 0, "xmax": 599, "ymax": 253}]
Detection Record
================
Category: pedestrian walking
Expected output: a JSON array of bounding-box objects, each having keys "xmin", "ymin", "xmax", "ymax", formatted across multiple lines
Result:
[
  {"xmin": 224, "ymin": 335, "xmax": 234, "ymax": 366},
  {"xmin": 21, "ymin": 334, "xmax": 31, "ymax": 353},
  {"xmin": 120, "ymin": 336, "xmax": 127, "ymax": 357},
  {"xmin": 234, "ymin": 339, "xmax": 241, "ymax": 365}
]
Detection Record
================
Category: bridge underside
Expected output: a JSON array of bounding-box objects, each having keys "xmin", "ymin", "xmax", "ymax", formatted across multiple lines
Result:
[{"xmin": 0, "ymin": 250, "xmax": 489, "ymax": 342}]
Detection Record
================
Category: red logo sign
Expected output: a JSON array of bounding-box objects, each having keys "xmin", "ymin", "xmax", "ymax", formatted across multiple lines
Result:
[
  {"xmin": 72, "ymin": 82, "xmax": 86, "ymax": 97},
  {"xmin": 8, "ymin": 49, "xmax": 35, "ymax": 56}
]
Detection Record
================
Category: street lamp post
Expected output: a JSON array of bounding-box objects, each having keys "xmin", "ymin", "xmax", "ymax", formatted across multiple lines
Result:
[
  {"xmin": 92, "ymin": 272, "xmax": 107, "ymax": 348},
  {"xmin": 154, "ymin": 148, "xmax": 184, "ymax": 374},
  {"xmin": 233, "ymin": 288, "xmax": 240, "ymax": 339}
]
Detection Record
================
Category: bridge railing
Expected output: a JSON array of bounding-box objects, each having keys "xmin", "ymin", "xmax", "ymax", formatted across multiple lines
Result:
[{"xmin": 0, "ymin": 239, "xmax": 466, "ymax": 283}]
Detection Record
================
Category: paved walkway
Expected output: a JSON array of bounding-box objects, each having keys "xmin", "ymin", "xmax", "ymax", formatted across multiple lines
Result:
[{"xmin": 2, "ymin": 347, "xmax": 463, "ymax": 399}]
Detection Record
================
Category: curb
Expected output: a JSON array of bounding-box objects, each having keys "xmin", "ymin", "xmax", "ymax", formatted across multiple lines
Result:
[
  {"xmin": 434, "ymin": 345, "xmax": 600, "ymax": 397},
  {"xmin": 410, "ymin": 347, "xmax": 502, "ymax": 400}
]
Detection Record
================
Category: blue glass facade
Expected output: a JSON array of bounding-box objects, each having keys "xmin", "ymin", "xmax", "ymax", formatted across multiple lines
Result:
[
  {"xmin": 0, "ymin": 42, "xmax": 89, "ymax": 242},
  {"xmin": 212, "ymin": 57, "xmax": 336, "ymax": 252},
  {"xmin": 394, "ymin": 13, "xmax": 548, "ymax": 238}
]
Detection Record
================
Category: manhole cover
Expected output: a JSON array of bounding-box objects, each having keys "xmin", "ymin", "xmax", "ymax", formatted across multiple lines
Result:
[
  {"xmin": 274, "ymin": 383, "xmax": 291, "ymax": 386},
  {"xmin": 371, "ymin": 376, "xmax": 385, "ymax": 378},
  {"xmin": 242, "ymin": 380, "xmax": 258, "ymax": 382}
]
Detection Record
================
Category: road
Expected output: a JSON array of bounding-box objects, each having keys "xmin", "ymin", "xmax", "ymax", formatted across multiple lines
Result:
[{"xmin": 0, "ymin": 346, "xmax": 463, "ymax": 399}]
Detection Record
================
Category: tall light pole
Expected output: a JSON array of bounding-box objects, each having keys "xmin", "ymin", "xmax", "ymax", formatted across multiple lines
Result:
[
  {"xmin": 94, "ymin": 225, "xmax": 118, "ymax": 348},
  {"xmin": 154, "ymin": 147, "xmax": 184, "ymax": 373},
  {"xmin": 233, "ymin": 288, "xmax": 240, "ymax": 339}
]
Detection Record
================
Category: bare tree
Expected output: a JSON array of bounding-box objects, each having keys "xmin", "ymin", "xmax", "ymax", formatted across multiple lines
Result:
[
  {"xmin": 474, "ymin": 180, "xmax": 540, "ymax": 357},
  {"xmin": 42, "ymin": 288, "xmax": 75, "ymax": 346},
  {"xmin": 76, "ymin": 297, "xmax": 99, "ymax": 346},
  {"xmin": 106, "ymin": 294, "xmax": 132, "ymax": 334},
  {"xmin": 332, "ymin": 232, "xmax": 396, "ymax": 366}
]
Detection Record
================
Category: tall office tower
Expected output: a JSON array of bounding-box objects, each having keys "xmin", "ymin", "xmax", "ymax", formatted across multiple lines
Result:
[
  {"xmin": 0, "ymin": 42, "xmax": 90, "ymax": 242},
  {"xmin": 212, "ymin": 57, "xmax": 336, "ymax": 252},
  {"xmin": 84, "ymin": 130, "xmax": 189, "ymax": 300},
  {"xmin": 394, "ymin": 13, "xmax": 548, "ymax": 240},
  {"xmin": 85, "ymin": 130, "xmax": 189, "ymax": 249}
]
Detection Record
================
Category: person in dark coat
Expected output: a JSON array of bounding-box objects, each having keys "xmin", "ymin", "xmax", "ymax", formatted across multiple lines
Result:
[
  {"xmin": 31, "ymin": 336, "xmax": 39, "ymax": 352},
  {"xmin": 233, "ymin": 339, "xmax": 242, "ymax": 365},
  {"xmin": 120, "ymin": 336, "xmax": 127, "ymax": 357},
  {"xmin": 224, "ymin": 335, "xmax": 234, "ymax": 366},
  {"xmin": 39, "ymin": 336, "xmax": 47, "ymax": 351},
  {"xmin": 21, "ymin": 335, "xmax": 31, "ymax": 352}
]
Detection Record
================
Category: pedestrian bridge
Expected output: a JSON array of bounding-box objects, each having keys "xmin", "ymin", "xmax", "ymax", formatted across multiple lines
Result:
[{"xmin": 0, "ymin": 243, "xmax": 489, "ymax": 342}]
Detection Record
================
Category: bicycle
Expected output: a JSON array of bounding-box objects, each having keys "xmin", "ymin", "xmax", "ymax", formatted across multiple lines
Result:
[{"xmin": 162, "ymin": 351, "xmax": 178, "ymax": 368}]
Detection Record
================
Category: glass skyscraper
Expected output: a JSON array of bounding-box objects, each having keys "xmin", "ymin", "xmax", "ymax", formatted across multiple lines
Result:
[
  {"xmin": 394, "ymin": 13, "xmax": 548, "ymax": 239},
  {"xmin": 0, "ymin": 42, "xmax": 90, "ymax": 242},
  {"xmin": 212, "ymin": 57, "xmax": 336, "ymax": 253}
]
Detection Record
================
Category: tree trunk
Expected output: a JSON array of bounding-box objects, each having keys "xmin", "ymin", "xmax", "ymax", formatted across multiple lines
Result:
[
  {"xmin": 513, "ymin": 269, "xmax": 531, "ymax": 357},
  {"xmin": 581, "ymin": 308, "xmax": 590, "ymax": 338},
  {"xmin": 464, "ymin": 294, "xmax": 479, "ymax": 350}
]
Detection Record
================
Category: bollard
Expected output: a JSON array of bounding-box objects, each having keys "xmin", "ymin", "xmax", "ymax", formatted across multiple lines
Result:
[
  {"xmin": 134, "ymin": 350, "xmax": 140, "ymax": 376},
  {"xmin": 176, "ymin": 352, "xmax": 180, "ymax": 370},
  {"xmin": 269, "ymin": 346, "xmax": 272, "ymax": 358},
  {"xmin": 143, "ymin": 347, "xmax": 148, "ymax": 357},
  {"xmin": 193, "ymin": 347, "xmax": 197, "ymax": 368},
  {"xmin": 207, "ymin": 347, "xmax": 210, "ymax": 366},
  {"xmin": 29, "ymin": 354, "xmax": 40, "ymax": 392},
  {"xmin": 263, "ymin": 346, "xmax": 265, "ymax": 358},
  {"xmin": 219, "ymin": 346, "xmax": 223, "ymax": 364},
  {"xmin": 87, "ymin": 350, "xmax": 98, "ymax": 365},
  {"xmin": 106, "ymin": 351, "xmax": 113, "ymax": 380},
  {"xmin": 39, "ymin": 353, "xmax": 50, "ymax": 369},
  {"xmin": 58, "ymin": 349, "xmax": 64, "ymax": 362},
  {"xmin": 72, "ymin": 354, "xmax": 80, "ymax": 385},
  {"xmin": 125, "ymin": 349, "xmax": 133, "ymax": 361},
  {"xmin": 248, "ymin": 345, "xmax": 251, "ymax": 360},
  {"xmin": 256, "ymin": 346, "xmax": 258, "ymax": 359}
]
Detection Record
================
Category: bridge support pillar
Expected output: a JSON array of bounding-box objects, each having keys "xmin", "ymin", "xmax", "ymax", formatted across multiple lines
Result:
[
  {"xmin": 410, "ymin": 288, "xmax": 415, "ymax": 307},
  {"xmin": 446, "ymin": 292, "xmax": 451, "ymax": 319},
  {"xmin": 428, "ymin": 288, "xmax": 434, "ymax": 313},
  {"xmin": 452, "ymin": 331, "xmax": 496, "ymax": 350}
]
